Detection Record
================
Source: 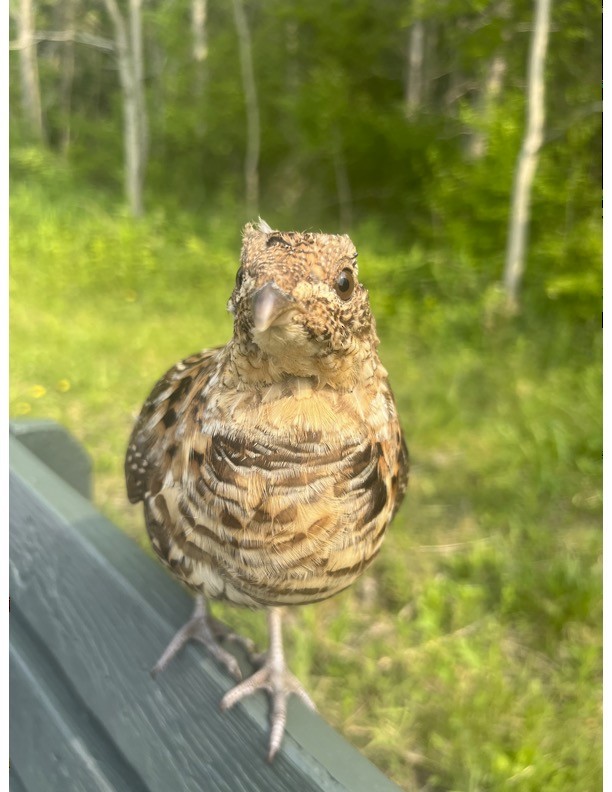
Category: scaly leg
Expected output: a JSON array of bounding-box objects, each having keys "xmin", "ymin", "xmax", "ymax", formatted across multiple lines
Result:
[
  {"xmin": 220, "ymin": 607, "xmax": 317, "ymax": 761},
  {"xmin": 152, "ymin": 594, "xmax": 253, "ymax": 681}
]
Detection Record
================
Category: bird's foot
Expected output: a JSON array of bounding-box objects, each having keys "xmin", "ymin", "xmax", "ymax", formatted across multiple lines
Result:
[
  {"xmin": 220, "ymin": 653, "xmax": 317, "ymax": 761},
  {"xmin": 151, "ymin": 596, "xmax": 248, "ymax": 681}
]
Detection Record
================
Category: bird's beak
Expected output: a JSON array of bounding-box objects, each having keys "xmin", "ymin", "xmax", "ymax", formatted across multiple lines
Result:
[{"xmin": 251, "ymin": 282, "xmax": 294, "ymax": 332}]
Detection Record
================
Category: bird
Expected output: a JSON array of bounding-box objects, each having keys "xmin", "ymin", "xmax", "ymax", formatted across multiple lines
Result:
[{"xmin": 125, "ymin": 219, "xmax": 409, "ymax": 761}]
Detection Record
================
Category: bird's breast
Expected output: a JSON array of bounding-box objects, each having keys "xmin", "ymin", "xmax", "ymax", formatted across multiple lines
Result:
[{"xmin": 147, "ymin": 378, "xmax": 401, "ymax": 607}]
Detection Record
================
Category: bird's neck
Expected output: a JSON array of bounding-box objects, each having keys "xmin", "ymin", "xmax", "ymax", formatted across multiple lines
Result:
[{"xmin": 222, "ymin": 337, "xmax": 383, "ymax": 393}]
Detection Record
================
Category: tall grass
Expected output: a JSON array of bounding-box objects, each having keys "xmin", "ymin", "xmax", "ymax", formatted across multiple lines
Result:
[{"xmin": 10, "ymin": 147, "xmax": 602, "ymax": 791}]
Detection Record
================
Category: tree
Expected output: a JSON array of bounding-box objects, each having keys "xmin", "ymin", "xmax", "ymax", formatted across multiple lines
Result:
[
  {"xmin": 15, "ymin": 0, "xmax": 45, "ymax": 142},
  {"xmin": 232, "ymin": 0, "xmax": 260, "ymax": 218},
  {"xmin": 102, "ymin": 0, "xmax": 148, "ymax": 217},
  {"xmin": 503, "ymin": 0, "xmax": 552, "ymax": 311},
  {"xmin": 468, "ymin": 52, "xmax": 506, "ymax": 159},
  {"xmin": 57, "ymin": 0, "xmax": 77, "ymax": 154},
  {"xmin": 191, "ymin": 0, "xmax": 208, "ymax": 93},
  {"xmin": 404, "ymin": 20, "xmax": 425, "ymax": 117}
]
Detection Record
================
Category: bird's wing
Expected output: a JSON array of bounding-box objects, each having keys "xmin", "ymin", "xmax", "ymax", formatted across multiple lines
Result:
[
  {"xmin": 125, "ymin": 347, "xmax": 222, "ymax": 504},
  {"xmin": 379, "ymin": 381, "xmax": 409, "ymax": 520},
  {"xmin": 392, "ymin": 428, "xmax": 409, "ymax": 518}
]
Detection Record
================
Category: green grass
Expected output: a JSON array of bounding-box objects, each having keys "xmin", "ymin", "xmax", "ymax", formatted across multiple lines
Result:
[{"xmin": 10, "ymin": 147, "xmax": 602, "ymax": 791}]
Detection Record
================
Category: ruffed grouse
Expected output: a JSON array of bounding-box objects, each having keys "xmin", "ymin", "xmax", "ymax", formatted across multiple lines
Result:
[{"xmin": 125, "ymin": 220, "xmax": 408, "ymax": 760}]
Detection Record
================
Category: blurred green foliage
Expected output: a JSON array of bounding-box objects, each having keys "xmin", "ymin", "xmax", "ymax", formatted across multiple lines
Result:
[
  {"xmin": 9, "ymin": 0, "xmax": 601, "ymax": 788},
  {"xmin": 10, "ymin": 0, "xmax": 601, "ymax": 317}
]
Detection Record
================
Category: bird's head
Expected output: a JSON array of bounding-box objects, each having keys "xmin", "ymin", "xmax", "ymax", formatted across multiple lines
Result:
[{"xmin": 227, "ymin": 220, "xmax": 379, "ymax": 389}]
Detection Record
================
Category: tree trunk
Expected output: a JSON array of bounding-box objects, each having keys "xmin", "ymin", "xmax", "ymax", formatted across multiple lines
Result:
[
  {"xmin": 191, "ymin": 0, "xmax": 208, "ymax": 136},
  {"xmin": 17, "ymin": 0, "xmax": 45, "ymax": 141},
  {"xmin": 232, "ymin": 0, "xmax": 260, "ymax": 218},
  {"xmin": 58, "ymin": 0, "xmax": 76, "ymax": 154},
  {"xmin": 191, "ymin": 0, "xmax": 208, "ymax": 76},
  {"xmin": 468, "ymin": 53, "xmax": 506, "ymax": 159},
  {"xmin": 103, "ymin": 0, "xmax": 148, "ymax": 217},
  {"xmin": 503, "ymin": 0, "xmax": 552, "ymax": 311},
  {"xmin": 129, "ymin": 0, "xmax": 148, "ymax": 169},
  {"xmin": 404, "ymin": 20, "xmax": 424, "ymax": 118}
]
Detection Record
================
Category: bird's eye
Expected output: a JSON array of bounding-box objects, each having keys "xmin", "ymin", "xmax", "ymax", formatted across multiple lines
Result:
[
  {"xmin": 235, "ymin": 267, "xmax": 245, "ymax": 289},
  {"xmin": 334, "ymin": 268, "xmax": 355, "ymax": 301}
]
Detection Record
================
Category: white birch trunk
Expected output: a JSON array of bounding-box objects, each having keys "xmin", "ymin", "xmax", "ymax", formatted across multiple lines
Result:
[
  {"xmin": 59, "ymin": 0, "xmax": 76, "ymax": 154},
  {"xmin": 469, "ymin": 53, "xmax": 506, "ymax": 159},
  {"xmin": 17, "ymin": 0, "xmax": 45, "ymax": 141},
  {"xmin": 191, "ymin": 0, "xmax": 208, "ymax": 136},
  {"xmin": 191, "ymin": 0, "xmax": 208, "ymax": 65},
  {"xmin": 232, "ymin": 0, "xmax": 260, "ymax": 217},
  {"xmin": 103, "ymin": 0, "xmax": 147, "ymax": 217},
  {"xmin": 503, "ymin": 0, "xmax": 552, "ymax": 311},
  {"xmin": 129, "ymin": 0, "xmax": 148, "ymax": 168},
  {"xmin": 405, "ymin": 20, "xmax": 424, "ymax": 117}
]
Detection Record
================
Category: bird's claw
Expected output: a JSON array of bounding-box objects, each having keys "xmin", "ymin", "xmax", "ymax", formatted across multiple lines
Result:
[
  {"xmin": 151, "ymin": 597, "xmax": 245, "ymax": 681},
  {"xmin": 220, "ymin": 659, "xmax": 317, "ymax": 761}
]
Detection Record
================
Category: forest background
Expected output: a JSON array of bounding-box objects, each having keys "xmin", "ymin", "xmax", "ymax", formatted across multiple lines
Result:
[{"xmin": 9, "ymin": 1, "xmax": 602, "ymax": 790}]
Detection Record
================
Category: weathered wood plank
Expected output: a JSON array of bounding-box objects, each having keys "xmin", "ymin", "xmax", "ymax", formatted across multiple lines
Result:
[
  {"xmin": 9, "ymin": 767, "xmax": 28, "ymax": 792},
  {"xmin": 9, "ymin": 420, "xmax": 92, "ymax": 499},
  {"xmin": 10, "ymin": 429, "xmax": 402, "ymax": 792},
  {"xmin": 11, "ymin": 617, "xmax": 147, "ymax": 791}
]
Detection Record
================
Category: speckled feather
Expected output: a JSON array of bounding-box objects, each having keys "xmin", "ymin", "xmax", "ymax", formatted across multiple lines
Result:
[{"xmin": 126, "ymin": 222, "xmax": 408, "ymax": 610}]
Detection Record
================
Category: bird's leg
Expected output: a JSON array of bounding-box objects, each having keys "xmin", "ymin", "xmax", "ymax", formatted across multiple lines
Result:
[
  {"xmin": 220, "ymin": 607, "xmax": 317, "ymax": 761},
  {"xmin": 151, "ymin": 594, "xmax": 252, "ymax": 681}
]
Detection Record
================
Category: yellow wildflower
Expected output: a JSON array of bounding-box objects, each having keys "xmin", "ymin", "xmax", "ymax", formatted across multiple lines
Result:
[
  {"xmin": 30, "ymin": 385, "xmax": 46, "ymax": 399},
  {"xmin": 57, "ymin": 379, "xmax": 71, "ymax": 392},
  {"xmin": 15, "ymin": 402, "xmax": 31, "ymax": 415}
]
